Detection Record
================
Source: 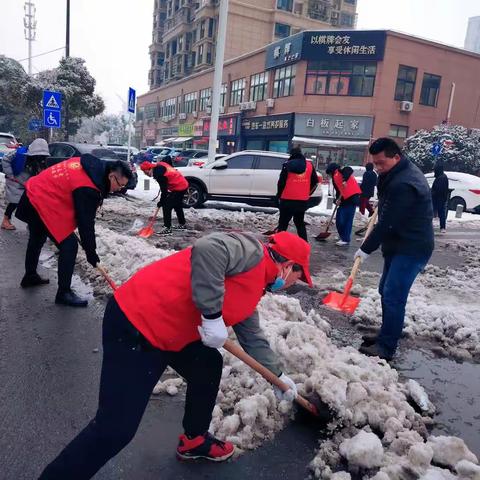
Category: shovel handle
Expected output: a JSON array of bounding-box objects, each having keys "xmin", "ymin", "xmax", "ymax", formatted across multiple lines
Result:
[
  {"xmin": 97, "ymin": 265, "xmax": 118, "ymax": 291},
  {"xmin": 148, "ymin": 207, "xmax": 160, "ymax": 227},
  {"xmin": 223, "ymin": 339, "xmax": 318, "ymax": 416},
  {"xmin": 324, "ymin": 202, "xmax": 339, "ymax": 232}
]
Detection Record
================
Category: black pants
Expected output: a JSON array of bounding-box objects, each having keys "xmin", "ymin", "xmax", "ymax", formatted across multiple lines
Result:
[
  {"xmin": 5, "ymin": 202, "xmax": 18, "ymax": 219},
  {"xmin": 277, "ymin": 199, "xmax": 308, "ymax": 242},
  {"xmin": 39, "ymin": 298, "xmax": 223, "ymax": 480},
  {"xmin": 162, "ymin": 190, "xmax": 187, "ymax": 228},
  {"xmin": 16, "ymin": 193, "xmax": 78, "ymax": 292}
]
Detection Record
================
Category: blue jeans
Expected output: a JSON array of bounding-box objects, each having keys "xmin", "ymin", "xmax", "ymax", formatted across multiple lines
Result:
[
  {"xmin": 335, "ymin": 204, "xmax": 356, "ymax": 242},
  {"xmin": 433, "ymin": 198, "xmax": 447, "ymax": 230},
  {"xmin": 377, "ymin": 253, "xmax": 430, "ymax": 356}
]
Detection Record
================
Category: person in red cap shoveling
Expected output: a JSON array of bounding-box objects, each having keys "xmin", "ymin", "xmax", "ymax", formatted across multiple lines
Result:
[
  {"xmin": 140, "ymin": 157, "xmax": 189, "ymax": 235},
  {"xmin": 39, "ymin": 231, "xmax": 312, "ymax": 479}
]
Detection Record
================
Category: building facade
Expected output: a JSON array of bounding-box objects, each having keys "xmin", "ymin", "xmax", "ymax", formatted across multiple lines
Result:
[
  {"xmin": 148, "ymin": 0, "xmax": 358, "ymax": 89},
  {"xmin": 465, "ymin": 16, "xmax": 480, "ymax": 54},
  {"xmin": 138, "ymin": 29, "xmax": 480, "ymax": 167}
]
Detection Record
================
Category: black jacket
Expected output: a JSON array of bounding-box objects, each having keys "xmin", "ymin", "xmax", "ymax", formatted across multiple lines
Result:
[
  {"xmin": 431, "ymin": 164, "xmax": 449, "ymax": 203},
  {"xmin": 361, "ymin": 166, "xmax": 377, "ymax": 198},
  {"xmin": 362, "ymin": 156, "xmax": 434, "ymax": 257},
  {"xmin": 277, "ymin": 153, "xmax": 318, "ymax": 200}
]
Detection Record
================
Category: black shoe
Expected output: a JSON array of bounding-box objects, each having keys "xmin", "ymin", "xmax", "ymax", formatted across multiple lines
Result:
[
  {"xmin": 359, "ymin": 343, "xmax": 393, "ymax": 361},
  {"xmin": 173, "ymin": 224, "xmax": 188, "ymax": 230},
  {"xmin": 21, "ymin": 273, "xmax": 50, "ymax": 288},
  {"xmin": 361, "ymin": 333, "xmax": 378, "ymax": 346},
  {"xmin": 55, "ymin": 290, "xmax": 88, "ymax": 307}
]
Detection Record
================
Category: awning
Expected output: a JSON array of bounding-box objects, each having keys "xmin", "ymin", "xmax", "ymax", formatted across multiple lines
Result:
[
  {"xmin": 172, "ymin": 136, "xmax": 193, "ymax": 143},
  {"xmin": 154, "ymin": 141, "xmax": 165, "ymax": 146},
  {"xmin": 292, "ymin": 136, "xmax": 369, "ymax": 147},
  {"xmin": 163, "ymin": 137, "xmax": 177, "ymax": 143}
]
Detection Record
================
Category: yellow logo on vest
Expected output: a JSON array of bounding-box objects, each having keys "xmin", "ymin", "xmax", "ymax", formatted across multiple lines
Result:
[{"xmin": 68, "ymin": 161, "xmax": 81, "ymax": 170}]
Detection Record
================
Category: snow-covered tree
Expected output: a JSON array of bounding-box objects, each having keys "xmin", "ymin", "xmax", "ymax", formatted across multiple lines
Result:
[
  {"xmin": 404, "ymin": 124, "xmax": 480, "ymax": 175},
  {"xmin": 73, "ymin": 114, "xmax": 128, "ymax": 144}
]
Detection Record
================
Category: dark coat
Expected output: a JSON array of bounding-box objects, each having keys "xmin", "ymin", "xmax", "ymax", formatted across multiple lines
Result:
[
  {"xmin": 361, "ymin": 156, "xmax": 434, "ymax": 257},
  {"xmin": 360, "ymin": 165, "xmax": 377, "ymax": 198},
  {"xmin": 431, "ymin": 164, "xmax": 449, "ymax": 203}
]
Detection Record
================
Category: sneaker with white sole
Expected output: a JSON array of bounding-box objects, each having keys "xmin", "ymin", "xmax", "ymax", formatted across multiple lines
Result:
[
  {"xmin": 158, "ymin": 227, "xmax": 172, "ymax": 235},
  {"xmin": 173, "ymin": 224, "xmax": 188, "ymax": 230},
  {"xmin": 177, "ymin": 432, "xmax": 235, "ymax": 462},
  {"xmin": 336, "ymin": 240, "xmax": 349, "ymax": 246}
]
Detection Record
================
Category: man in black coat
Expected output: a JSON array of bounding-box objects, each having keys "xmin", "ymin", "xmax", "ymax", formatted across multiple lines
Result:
[
  {"xmin": 359, "ymin": 162, "xmax": 377, "ymax": 217},
  {"xmin": 354, "ymin": 138, "xmax": 434, "ymax": 360},
  {"xmin": 431, "ymin": 162, "xmax": 449, "ymax": 233}
]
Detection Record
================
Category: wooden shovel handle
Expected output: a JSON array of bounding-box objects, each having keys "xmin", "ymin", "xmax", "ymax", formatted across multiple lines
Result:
[
  {"xmin": 148, "ymin": 207, "xmax": 160, "ymax": 227},
  {"xmin": 97, "ymin": 265, "xmax": 118, "ymax": 291},
  {"xmin": 223, "ymin": 339, "xmax": 318, "ymax": 416}
]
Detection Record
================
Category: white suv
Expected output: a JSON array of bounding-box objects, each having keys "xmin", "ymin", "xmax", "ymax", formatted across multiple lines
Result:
[{"xmin": 178, "ymin": 150, "xmax": 322, "ymax": 208}]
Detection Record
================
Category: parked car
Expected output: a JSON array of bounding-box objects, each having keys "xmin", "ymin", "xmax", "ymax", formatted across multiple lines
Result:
[
  {"xmin": 152, "ymin": 147, "xmax": 181, "ymax": 162},
  {"xmin": 0, "ymin": 132, "xmax": 18, "ymax": 172},
  {"xmin": 106, "ymin": 145, "xmax": 139, "ymax": 162},
  {"xmin": 173, "ymin": 149, "xmax": 208, "ymax": 167},
  {"xmin": 177, "ymin": 150, "xmax": 322, "ymax": 209},
  {"xmin": 187, "ymin": 153, "xmax": 227, "ymax": 167},
  {"xmin": 425, "ymin": 171, "xmax": 480, "ymax": 213},
  {"xmin": 47, "ymin": 142, "xmax": 138, "ymax": 191}
]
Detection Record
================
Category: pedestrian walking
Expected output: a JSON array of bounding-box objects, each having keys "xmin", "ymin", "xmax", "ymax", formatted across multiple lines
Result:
[
  {"xmin": 38, "ymin": 231, "xmax": 312, "ymax": 479},
  {"xmin": 1, "ymin": 139, "xmax": 49, "ymax": 230},
  {"xmin": 431, "ymin": 161, "xmax": 449, "ymax": 233},
  {"xmin": 359, "ymin": 162, "xmax": 377, "ymax": 217},
  {"xmin": 140, "ymin": 156, "xmax": 189, "ymax": 235},
  {"xmin": 354, "ymin": 138, "xmax": 434, "ymax": 361},
  {"xmin": 325, "ymin": 162, "xmax": 361, "ymax": 246},
  {"xmin": 276, "ymin": 147, "xmax": 319, "ymax": 242},
  {"xmin": 15, "ymin": 154, "xmax": 132, "ymax": 307}
]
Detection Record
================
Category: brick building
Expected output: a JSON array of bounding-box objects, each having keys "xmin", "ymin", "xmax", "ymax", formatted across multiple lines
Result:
[{"xmin": 137, "ymin": 29, "xmax": 480, "ymax": 167}]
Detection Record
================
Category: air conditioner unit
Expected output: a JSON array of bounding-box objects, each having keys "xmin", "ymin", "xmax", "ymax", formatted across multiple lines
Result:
[
  {"xmin": 219, "ymin": 106, "xmax": 225, "ymax": 114},
  {"xmin": 179, "ymin": 112, "xmax": 187, "ymax": 120},
  {"xmin": 400, "ymin": 101, "xmax": 414, "ymax": 112},
  {"xmin": 266, "ymin": 98, "xmax": 275, "ymax": 108},
  {"xmin": 239, "ymin": 102, "xmax": 248, "ymax": 111},
  {"xmin": 192, "ymin": 111, "xmax": 198, "ymax": 118}
]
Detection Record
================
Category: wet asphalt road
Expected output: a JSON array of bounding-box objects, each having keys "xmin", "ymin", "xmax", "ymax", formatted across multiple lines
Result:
[{"xmin": 1, "ymin": 211, "xmax": 479, "ymax": 479}]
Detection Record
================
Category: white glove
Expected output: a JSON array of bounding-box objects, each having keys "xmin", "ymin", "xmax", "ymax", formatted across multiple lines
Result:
[
  {"xmin": 198, "ymin": 315, "xmax": 228, "ymax": 349},
  {"xmin": 354, "ymin": 248, "xmax": 369, "ymax": 264},
  {"xmin": 274, "ymin": 373, "xmax": 298, "ymax": 403}
]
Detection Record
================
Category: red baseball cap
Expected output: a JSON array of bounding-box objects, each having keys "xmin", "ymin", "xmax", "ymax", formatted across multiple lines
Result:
[
  {"xmin": 140, "ymin": 161, "xmax": 155, "ymax": 172},
  {"xmin": 268, "ymin": 231, "xmax": 312, "ymax": 287}
]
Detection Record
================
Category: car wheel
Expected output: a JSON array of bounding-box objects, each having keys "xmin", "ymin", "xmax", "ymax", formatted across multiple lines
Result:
[
  {"xmin": 448, "ymin": 196, "xmax": 466, "ymax": 211},
  {"xmin": 183, "ymin": 182, "xmax": 205, "ymax": 208}
]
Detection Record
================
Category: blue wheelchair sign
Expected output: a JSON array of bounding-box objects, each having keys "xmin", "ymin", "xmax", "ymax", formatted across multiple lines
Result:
[
  {"xmin": 431, "ymin": 143, "xmax": 442, "ymax": 156},
  {"xmin": 44, "ymin": 109, "xmax": 61, "ymax": 129}
]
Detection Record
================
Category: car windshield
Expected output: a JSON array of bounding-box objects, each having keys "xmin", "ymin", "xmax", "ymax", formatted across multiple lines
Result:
[
  {"xmin": 0, "ymin": 134, "xmax": 15, "ymax": 145},
  {"xmin": 91, "ymin": 148, "xmax": 120, "ymax": 159}
]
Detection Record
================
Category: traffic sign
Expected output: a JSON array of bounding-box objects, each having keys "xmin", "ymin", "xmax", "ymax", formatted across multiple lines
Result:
[
  {"xmin": 28, "ymin": 119, "xmax": 42, "ymax": 131},
  {"xmin": 431, "ymin": 143, "xmax": 442, "ymax": 156},
  {"xmin": 43, "ymin": 90, "xmax": 62, "ymax": 110},
  {"xmin": 44, "ymin": 109, "xmax": 61, "ymax": 129},
  {"xmin": 128, "ymin": 87, "xmax": 136, "ymax": 113}
]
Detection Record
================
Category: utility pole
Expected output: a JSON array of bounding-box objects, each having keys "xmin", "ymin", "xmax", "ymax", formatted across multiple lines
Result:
[
  {"xmin": 23, "ymin": 1, "xmax": 37, "ymax": 75},
  {"xmin": 65, "ymin": 0, "xmax": 71, "ymax": 140}
]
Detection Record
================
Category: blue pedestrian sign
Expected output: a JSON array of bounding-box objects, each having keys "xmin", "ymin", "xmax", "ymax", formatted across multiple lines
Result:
[
  {"xmin": 28, "ymin": 119, "xmax": 42, "ymax": 131},
  {"xmin": 43, "ymin": 90, "xmax": 62, "ymax": 129},
  {"xmin": 128, "ymin": 87, "xmax": 136, "ymax": 113},
  {"xmin": 431, "ymin": 142, "xmax": 442, "ymax": 156}
]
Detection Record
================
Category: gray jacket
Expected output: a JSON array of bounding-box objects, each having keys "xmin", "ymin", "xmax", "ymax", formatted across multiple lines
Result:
[
  {"xmin": 1, "ymin": 151, "xmax": 30, "ymax": 204},
  {"xmin": 191, "ymin": 232, "xmax": 283, "ymax": 376}
]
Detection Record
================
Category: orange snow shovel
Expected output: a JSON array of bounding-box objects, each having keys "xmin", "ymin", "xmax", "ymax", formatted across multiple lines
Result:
[
  {"xmin": 322, "ymin": 209, "xmax": 378, "ymax": 314},
  {"xmin": 138, "ymin": 207, "xmax": 160, "ymax": 238},
  {"xmin": 97, "ymin": 265, "xmax": 119, "ymax": 290}
]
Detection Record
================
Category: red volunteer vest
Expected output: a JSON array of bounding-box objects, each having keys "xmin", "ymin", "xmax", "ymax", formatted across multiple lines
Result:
[
  {"xmin": 157, "ymin": 161, "xmax": 189, "ymax": 191},
  {"xmin": 114, "ymin": 246, "xmax": 278, "ymax": 352},
  {"xmin": 26, "ymin": 157, "xmax": 99, "ymax": 243},
  {"xmin": 280, "ymin": 161, "xmax": 314, "ymax": 201},
  {"xmin": 333, "ymin": 170, "xmax": 361, "ymax": 200}
]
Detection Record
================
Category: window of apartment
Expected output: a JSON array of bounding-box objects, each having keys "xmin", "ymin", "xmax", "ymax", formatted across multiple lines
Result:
[
  {"xmin": 164, "ymin": 97, "xmax": 176, "ymax": 117},
  {"xmin": 199, "ymin": 87, "xmax": 211, "ymax": 111},
  {"xmin": 230, "ymin": 78, "xmax": 246, "ymax": 106},
  {"xmin": 420, "ymin": 73, "xmax": 441, "ymax": 107},
  {"xmin": 198, "ymin": 44, "xmax": 204, "ymax": 64},
  {"xmin": 200, "ymin": 19, "xmax": 206, "ymax": 39},
  {"xmin": 208, "ymin": 18, "xmax": 215, "ymax": 37},
  {"xmin": 344, "ymin": 0, "xmax": 356, "ymax": 4},
  {"xmin": 184, "ymin": 92, "xmax": 198, "ymax": 113},
  {"xmin": 274, "ymin": 22, "xmax": 291, "ymax": 39},
  {"xmin": 294, "ymin": 2, "xmax": 303, "ymax": 14},
  {"xmin": 206, "ymin": 44, "xmax": 213, "ymax": 64},
  {"xmin": 340, "ymin": 12, "xmax": 354, "ymax": 27},
  {"xmin": 273, "ymin": 65, "xmax": 296, "ymax": 98},
  {"xmin": 250, "ymin": 71, "xmax": 269, "ymax": 101},
  {"xmin": 136, "ymin": 107, "xmax": 144, "ymax": 122},
  {"xmin": 305, "ymin": 61, "xmax": 376, "ymax": 96},
  {"xmin": 394, "ymin": 65, "xmax": 417, "ymax": 102},
  {"xmin": 159, "ymin": 100, "xmax": 165, "ymax": 117},
  {"xmin": 145, "ymin": 103, "xmax": 158, "ymax": 119},
  {"xmin": 157, "ymin": 52, "xmax": 164, "ymax": 66},
  {"xmin": 276, "ymin": 0, "xmax": 293, "ymax": 12},
  {"xmin": 220, "ymin": 83, "xmax": 227, "ymax": 107},
  {"xmin": 389, "ymin": 124, "xmax": 409, "ymax": 138}
]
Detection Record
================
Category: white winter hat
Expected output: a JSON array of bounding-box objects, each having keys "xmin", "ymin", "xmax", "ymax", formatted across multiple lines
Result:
[{"xmin": 27, "ymin": 138, "xmax": 50, "ymax": 156}]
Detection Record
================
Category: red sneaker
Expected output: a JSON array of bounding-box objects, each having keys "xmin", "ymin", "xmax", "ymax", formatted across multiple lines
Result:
[{"xmin": 176, "ymin": 432, "xmax": 235, "ymax": 462}]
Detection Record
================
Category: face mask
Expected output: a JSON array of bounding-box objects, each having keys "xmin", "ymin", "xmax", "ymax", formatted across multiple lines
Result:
[{"xmin": 269, "ymin": 277, "xmax": 286, "ymax": 292}]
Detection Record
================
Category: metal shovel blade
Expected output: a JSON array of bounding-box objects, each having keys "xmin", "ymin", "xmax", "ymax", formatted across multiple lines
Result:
[
  {"xmin": 322, "ymin": 291, "xmax": 360, "ymax": 314},
  {"xmin": 138, "ymin": 226, "xmax": 154, "ymax": 238},
  {"xmin": 315, "ymin": 231, "xmax": 331, "ymax": 241}
]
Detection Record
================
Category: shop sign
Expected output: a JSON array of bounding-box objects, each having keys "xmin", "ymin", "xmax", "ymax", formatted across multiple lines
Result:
[
  {"xmin": 202, "ymin": 116, "xmax": 237, "ymax": 136},
  {"xmin": 193, "ymin": 120, "xmax": 204, "ymax": 137},
  {"xmin": 266, "ymin": 30, "xmax": 386, "ymax": 69},
  {"xmin": 241, "ymin": 114, "xmax": 293, "ymax": 137},
  {"xmin": 178, "ymin": 123, "xmax": 194, "ymax": 137},
  {"xmin": 294, "ymin": 113, "xmax": 373, "ymax": 139},
  {"xmin": 160, "ymin": 126, "xmax": 178, "ymax": 136},
  {"xmin": 144, "ymin": 128, "xmax": 156, "ymax": 140}
]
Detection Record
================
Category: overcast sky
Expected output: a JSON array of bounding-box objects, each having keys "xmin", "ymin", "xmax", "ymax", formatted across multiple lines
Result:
[{"xmin": 1, "ymin": 0, "xmax": 479, "ymax": 114}]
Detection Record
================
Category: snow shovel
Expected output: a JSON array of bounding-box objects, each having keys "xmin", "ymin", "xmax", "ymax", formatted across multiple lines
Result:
[
  {"xmin": 322, "ymin": 209, "xmax": 378, "ymax": 314},
  {"xmin": 314, "ymin": 202, "xmax": 339, "ymax": 241},
  {"xmin": 223, "ymin": 339, "xmax": 321, "ymax": 417},
  {"xmin": 138, "ymin": 207, "xmax": 160, "ymax": 238},
  {"xmin": 97, "ymin": 265, "xmax": 118, "ymax": 291}
]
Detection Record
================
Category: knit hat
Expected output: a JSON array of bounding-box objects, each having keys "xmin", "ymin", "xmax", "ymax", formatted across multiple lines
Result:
[
  {"xmin": 26, "ymin": 138, "xmax": 49, "ymax": 157},
  {"xmin": 140, "ymin": 161, "xmax": 155, "ymax": 172}
]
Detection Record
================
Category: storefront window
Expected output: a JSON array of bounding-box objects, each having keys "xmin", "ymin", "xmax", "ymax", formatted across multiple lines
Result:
[
  {"xmin": 273, "ymin": 65, "xmax": 296, "ymax": 98},
  {"xmin": 250, "ymin": 72, "xmax": 269, "ymax": 102},
  {"xmin": 230, "ymin": 78, "xmax": 246, "ymax": 106},
  {"xmin": 394, "ymin": 65, "xmax": 417, "ymax": 101},
  {"xmin": 246, "ymin": 139, "xmax": 263, "ymax": 150},
  {"xmin": 268, "ymin": 140, "xmax": 289, "ymax": 153},
  {"xmin": 305, "ymin": 61, "xmax": 376, "ymax": 97}
]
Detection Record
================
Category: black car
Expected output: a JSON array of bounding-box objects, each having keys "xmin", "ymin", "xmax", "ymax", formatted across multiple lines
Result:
[
  {"xmin": 173, "ymin": 149, "xmax": 208, "ymax": 167},
  {"xmin": 47, "ymin": 142, "xmax": 138, "ymax": 191}
]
